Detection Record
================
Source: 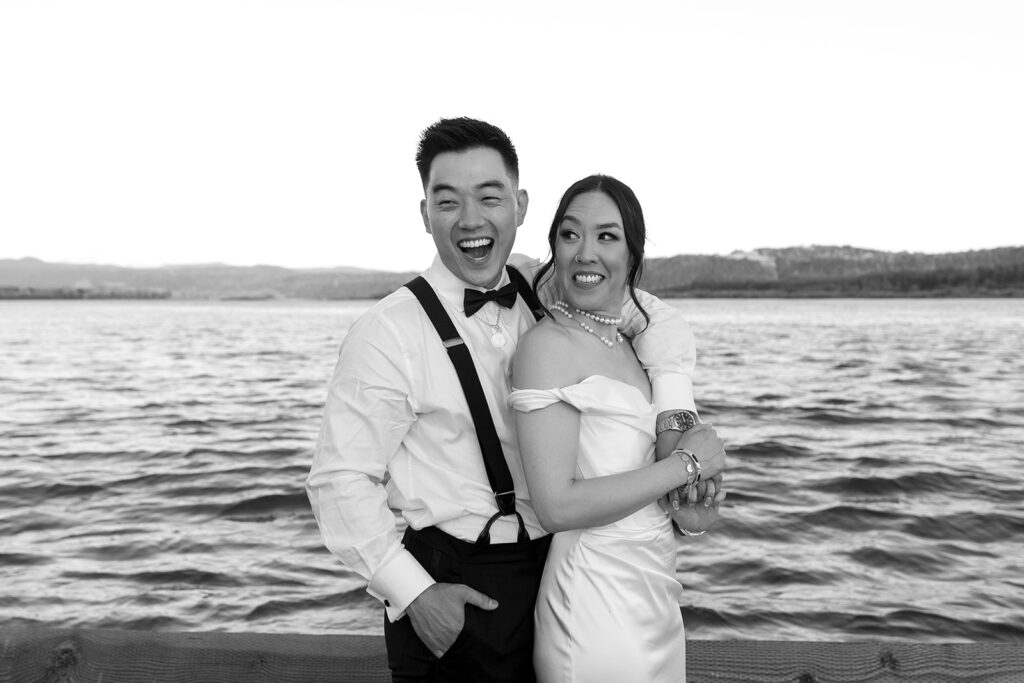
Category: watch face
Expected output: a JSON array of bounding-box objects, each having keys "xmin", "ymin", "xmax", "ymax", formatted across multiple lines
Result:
[{"xmin": 675, "ymin": 412, "xmax": 696, "ymax": 430}]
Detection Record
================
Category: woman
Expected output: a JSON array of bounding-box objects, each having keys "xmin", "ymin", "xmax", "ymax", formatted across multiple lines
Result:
[{"xmin": 510, "ymin": 175, "xmax": 725, "ymax": 682}]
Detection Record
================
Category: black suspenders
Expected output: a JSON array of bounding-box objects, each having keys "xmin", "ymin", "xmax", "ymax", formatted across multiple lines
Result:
[{"xmin": 405, "ymin": 265, "xmax": 544, "ymax": 545}]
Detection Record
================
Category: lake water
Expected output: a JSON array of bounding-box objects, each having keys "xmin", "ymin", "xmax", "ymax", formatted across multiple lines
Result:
[{"xmin": 1, "ymin": 298, "xmax": 1022, "ymax": 642}]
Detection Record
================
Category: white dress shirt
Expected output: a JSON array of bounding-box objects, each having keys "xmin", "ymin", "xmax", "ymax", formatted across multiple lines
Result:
[{"xmin": 306, "ymin": 254, "xmax": 696, "ymax": 622}]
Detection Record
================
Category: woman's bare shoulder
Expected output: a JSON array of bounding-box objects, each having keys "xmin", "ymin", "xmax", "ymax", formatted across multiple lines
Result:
[
  {"xmin": 514, "ymin": 318, "xmax": 581, "ymax": 388},
  {"xmin": 519, "ymin": 316, "xmax": 572, "ymax": 346}
]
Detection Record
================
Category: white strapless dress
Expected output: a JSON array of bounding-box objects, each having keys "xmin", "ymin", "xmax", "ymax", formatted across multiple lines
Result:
[{"xmin": 510, "ymin": 376, "xmax": 686, "ymax": 683}]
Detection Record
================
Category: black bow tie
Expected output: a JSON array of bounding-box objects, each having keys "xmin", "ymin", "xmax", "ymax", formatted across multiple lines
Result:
[{"xmin": 464, "ymin": 282, "xmax": 518, "ymax": 317}]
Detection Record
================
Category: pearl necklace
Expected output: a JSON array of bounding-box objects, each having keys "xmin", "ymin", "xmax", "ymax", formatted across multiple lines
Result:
[
  {"xmin": 551, "ymin": 301, "xmax": 624, "ymax": 348},
  {"xmin": 575, "ymin": 307, "xmax": 622, "ymax": 327}
]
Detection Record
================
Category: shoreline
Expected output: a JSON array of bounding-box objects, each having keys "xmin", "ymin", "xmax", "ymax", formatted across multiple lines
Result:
[{"xmin": 2, "ymin": 290, "xmax": 1023, "ymax": 301}]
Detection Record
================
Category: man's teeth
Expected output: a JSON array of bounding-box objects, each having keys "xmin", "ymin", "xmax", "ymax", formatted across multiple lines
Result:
[
  {"xmin": 574, "ymin": 273, "xmax": 604, "ymax": 284},
  {"xmin": 459, "ymin": 238, "xmax": 493, "ymax": 249}
]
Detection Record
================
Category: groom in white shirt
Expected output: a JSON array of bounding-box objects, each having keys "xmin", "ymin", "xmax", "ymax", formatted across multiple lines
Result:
[{"xmin": 306, "ymin": 117, "xmax": 700, "ymax": 682}]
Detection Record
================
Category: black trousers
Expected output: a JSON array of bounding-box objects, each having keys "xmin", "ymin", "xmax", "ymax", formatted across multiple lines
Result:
[{"xmin": 385, "ymin": 526, "xmax": 551, "ymax": 683}]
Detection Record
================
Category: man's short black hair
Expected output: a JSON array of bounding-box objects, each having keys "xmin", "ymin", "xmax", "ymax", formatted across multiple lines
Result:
[{"xmin": 416, "ymin": 117, "xmax": 519, "ymax": 188}]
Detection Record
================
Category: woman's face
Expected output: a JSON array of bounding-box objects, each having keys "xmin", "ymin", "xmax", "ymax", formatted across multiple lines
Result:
[{"xmin": 554, "ymin": 190, "xmax": 631, "ymax": 315}]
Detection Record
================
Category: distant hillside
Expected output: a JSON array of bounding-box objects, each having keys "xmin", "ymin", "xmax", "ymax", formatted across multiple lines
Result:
[
  {"xmin": 2, "ymin": 246, "xmax": 1023, "ymax": 299},
  {"xmin": 0, "ymin": 258, "xmax": 416, "ymax": 300},
  {"xmin": 640, "ymin": 246, "xmax": 1024, "ymax": 297}
]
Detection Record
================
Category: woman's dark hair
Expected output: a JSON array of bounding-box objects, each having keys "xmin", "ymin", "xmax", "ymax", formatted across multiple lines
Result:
[{"xmin": 532, "ymin": 174, "xmax": 650, "ymax": 329}]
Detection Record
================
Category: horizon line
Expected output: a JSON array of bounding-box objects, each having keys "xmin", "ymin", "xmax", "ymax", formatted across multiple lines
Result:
[{"xmin": 4, "ymin": 243, "xmax": 1024, "ymax": 273}]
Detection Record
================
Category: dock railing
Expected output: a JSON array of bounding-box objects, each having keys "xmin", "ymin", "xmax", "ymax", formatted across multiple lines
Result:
[{"xmin": 3, "ymin": 628, "xmax": 1023, "ymax": 682}]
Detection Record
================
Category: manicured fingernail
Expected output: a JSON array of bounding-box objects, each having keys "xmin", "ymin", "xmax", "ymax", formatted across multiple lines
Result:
[
  {"xmin": 704, "ymin": 497, "xmax": 712, "ymax": 507},
  {"xmin": 672, "ymin": 500, "xmax": 679, "ymax": 510}
]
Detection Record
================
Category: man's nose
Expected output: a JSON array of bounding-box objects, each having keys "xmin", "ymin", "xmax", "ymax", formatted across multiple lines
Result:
[{"xmin": 457, "ymin": 201, "xmax": 486, "ymax": 228}]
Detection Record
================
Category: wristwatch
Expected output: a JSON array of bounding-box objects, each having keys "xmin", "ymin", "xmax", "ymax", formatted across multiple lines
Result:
[{"xmin": 655, "ymin": 410, "xmax": 699, "ymax": 436}]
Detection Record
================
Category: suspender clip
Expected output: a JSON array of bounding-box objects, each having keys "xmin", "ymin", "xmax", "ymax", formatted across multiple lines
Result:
[
  {"xmin": 494, "ymin": 490, "xmax": 517, "ymax": 516},
  {"xmin": 442, "ymin": 336, "xmax": 464, "ymax": 348}
]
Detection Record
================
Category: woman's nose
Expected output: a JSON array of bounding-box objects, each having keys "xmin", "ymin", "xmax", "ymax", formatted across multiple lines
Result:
[{"xmin": 575, "ymin": 238, "xmax": 597, "ymax": 263}]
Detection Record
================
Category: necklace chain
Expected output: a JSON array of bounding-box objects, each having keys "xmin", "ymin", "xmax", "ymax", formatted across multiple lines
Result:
[
  {"xmin": 477, "ymin": 304, "xmax": 506, "ymax": 348},
  {"xmin": 478, "ymin": 304, "xmax": 502, "ymax": 332},
  {"xmin": 551, "ymin": 301, "xmax": 624, "ymax": 348}
]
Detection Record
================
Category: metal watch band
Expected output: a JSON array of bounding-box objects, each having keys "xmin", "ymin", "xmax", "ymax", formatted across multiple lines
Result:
[{"xmin": 655, "ymin": 410, "xmax": 698, "ymax": 436}]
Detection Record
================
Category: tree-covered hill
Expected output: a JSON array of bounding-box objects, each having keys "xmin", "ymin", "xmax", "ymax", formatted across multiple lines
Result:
[
  {"xmin": 3, "ymin": 245, "xmax": 1023, "ymax": 299},
  {"xmin": 640, "ymin": 246, "xmax": 1024, "ymax": 297}
]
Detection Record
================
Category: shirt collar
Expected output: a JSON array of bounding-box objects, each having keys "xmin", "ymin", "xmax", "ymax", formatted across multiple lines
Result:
[{"xmin": 424, "ymin": 254, "xmax": 511, "ymax": 314}]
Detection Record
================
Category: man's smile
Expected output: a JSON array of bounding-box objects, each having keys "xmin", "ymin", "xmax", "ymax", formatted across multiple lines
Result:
[{"xmin": 458, "ymin": 237, "xmax": 494, "ymax": 261}]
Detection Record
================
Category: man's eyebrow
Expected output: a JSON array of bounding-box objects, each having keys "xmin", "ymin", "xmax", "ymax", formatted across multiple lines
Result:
[
  {"xmin": 429, "ymin": 182, "xmax": 458, "ymax": 195},
  {"xmin": 429, "ymin": 180, "xmax": 508, "ymax": 194},
  {"xmin": 475, "ymin": 180, "xmax": 508, "ymax": 192}
]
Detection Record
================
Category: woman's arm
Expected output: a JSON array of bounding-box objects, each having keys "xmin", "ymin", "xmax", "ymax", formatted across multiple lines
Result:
[{"xmin": 513, "ymin": 324, "xmax": 699, "ymax": 533}]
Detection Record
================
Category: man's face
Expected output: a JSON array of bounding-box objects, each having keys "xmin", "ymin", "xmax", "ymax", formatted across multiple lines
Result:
[{"xmin": 420, "ymin": 147, "xmax": 528, "ymax": 289}]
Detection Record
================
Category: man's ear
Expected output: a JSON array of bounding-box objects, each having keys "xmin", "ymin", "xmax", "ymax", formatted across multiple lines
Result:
[
  {"xmin": 516, "ymin": 189, "xmax": 529, "ymax": 227},
  {"xmin": 420, "ymin": 198, "xmax": 430, "ymax": 233}
]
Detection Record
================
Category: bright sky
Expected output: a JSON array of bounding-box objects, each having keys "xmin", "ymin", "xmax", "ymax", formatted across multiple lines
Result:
[{"xmin": 1, "ymin": 0, "xmax": 1021, "ymax": 272}]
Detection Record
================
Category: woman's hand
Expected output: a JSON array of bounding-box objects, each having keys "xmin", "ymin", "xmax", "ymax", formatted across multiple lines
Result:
[
  {"xmin": 675, "ymin": 423, "xmax": 726, "ymax": 480},
  {"xmin": 658, "ymin": 424, "xmax": 727, "ymax": 509}
]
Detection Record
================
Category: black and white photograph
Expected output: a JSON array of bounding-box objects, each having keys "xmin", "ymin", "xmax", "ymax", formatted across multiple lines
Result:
[{"xmin": 2, "ymin": 1, "xmax": 1022, "ymax": 681}]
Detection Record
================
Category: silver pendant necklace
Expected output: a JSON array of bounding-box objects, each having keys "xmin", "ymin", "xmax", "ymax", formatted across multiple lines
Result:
[{"xmin": 479, "ymin": 305, "xmax": 506, "ymax": 348}]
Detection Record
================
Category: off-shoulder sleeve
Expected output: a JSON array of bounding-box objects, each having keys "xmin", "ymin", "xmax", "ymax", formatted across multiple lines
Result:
[
  {"xmin": 510, "ymin": 377, "xmax": 654, "ymax": 415},
  {"xmin": 508, "ymin": 387, "xmax": 567, "ymax": 413},
  {"xmin": 510, "ymin": 377, "xmax": 657, "ymax": 439}
]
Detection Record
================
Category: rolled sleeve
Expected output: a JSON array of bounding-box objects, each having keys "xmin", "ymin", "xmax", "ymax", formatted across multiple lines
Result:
[{"xmin": 622, "ymin": 290, "xmax": 698, "ymax": 414}]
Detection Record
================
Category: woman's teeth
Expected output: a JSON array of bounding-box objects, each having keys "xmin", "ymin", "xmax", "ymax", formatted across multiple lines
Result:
[{"xmin": 574, "ymin": 273, "xmax": 604, "ymax": 285}]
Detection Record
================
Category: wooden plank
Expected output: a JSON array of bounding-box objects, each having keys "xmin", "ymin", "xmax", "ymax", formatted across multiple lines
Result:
[
  {"xmin": 2, "ymin": 628, "xmax": 1022, "ymax": 683},
  {"xmin": 1, "ymin": 629, "xmax": 389, "ymax": 683},
  {"xmin": 688, "ymin": 640, "xmax": 1024, "ymax": 683}
]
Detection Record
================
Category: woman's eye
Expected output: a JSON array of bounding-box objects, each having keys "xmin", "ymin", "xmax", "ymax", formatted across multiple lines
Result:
[
  {"xmin": 558, "ymin": 229, "xmax": 579, "ymax": 241},
  {"xmin": 599, "ymin": 232, "xmax": 619, "ymax": 241}
]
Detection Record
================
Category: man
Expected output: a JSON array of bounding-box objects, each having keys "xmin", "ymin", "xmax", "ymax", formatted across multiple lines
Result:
[{"xmin": 306, "ymin": 117, "xmax": 709, "ymax": 681}]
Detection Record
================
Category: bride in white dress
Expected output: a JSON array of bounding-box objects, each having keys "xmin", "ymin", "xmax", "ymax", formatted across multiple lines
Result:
[{"xmin": 510, "ymin": 175, "xmax": 726, "ymax": 682}]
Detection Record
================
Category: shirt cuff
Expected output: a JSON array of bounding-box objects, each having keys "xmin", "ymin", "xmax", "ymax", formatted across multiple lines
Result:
[
  {"xmin": 367, "ymin": 548, "xmax": 436, "ymax": 623},
  {"xmin": 652, "ymin": 372, "xmax": 696, "ymax": 415}
]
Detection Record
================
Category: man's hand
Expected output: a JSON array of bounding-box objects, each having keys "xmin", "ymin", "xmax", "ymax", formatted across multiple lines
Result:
[
  {"xmin": 406, "ymin": 583, "xmax": 498, "ymax": 658},
  {"xmin": 675, "ymin": 423, "xmax": 726, "ymax": 480},
  {"xmin": 657, "ymin": 423, "xmax": 727, "ymax": 509},
  {"xmin": 668, "ymin": 472, "xmax": 726, "ymax": 510},
  {"xmin": 670, "ymin": 498, "xmax": 723, "ymax": 535}
]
